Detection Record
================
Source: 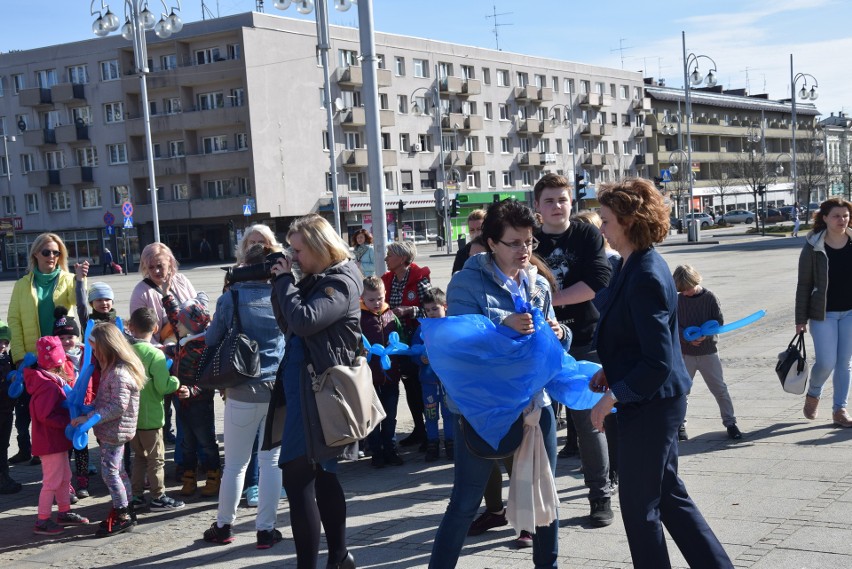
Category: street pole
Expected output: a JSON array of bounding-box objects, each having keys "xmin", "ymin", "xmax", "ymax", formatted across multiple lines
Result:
[
  {"xmin": 790, "ymin": 54, "xmax": 798, "ymax": 207},
  {"xmin": 432, "ymin": 65, "xmax": 452, "ymax": 254},
  {"xmin": 315, "ymin": 0, "xmax": 341, "ymax": 236},
  {"xmin": 2, "ymin": 135, "xmax": 19, "ymax": 277},
  {"xmin": 682, "ymin": 31, "xmax": 698, "ymax": 242}
]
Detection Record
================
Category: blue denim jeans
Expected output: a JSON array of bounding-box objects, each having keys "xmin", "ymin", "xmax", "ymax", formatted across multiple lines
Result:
[
  {"xmin": 429, "ymin": 405, "xmax": 558, "ymax": 569},
  {"xmin": 367, "ymin": 381, "xmax": 400, "ymax": 456},
  {"xmin": 808, "ymin": 310, "xmax": 852, "ymax": 412},
  {"xmin": 422, "ymin": 381, "xmax": 455, "ymax": 442},
  {"xmin": 175, "ymin": 397, "xmax": 220, "ymax": 472}
]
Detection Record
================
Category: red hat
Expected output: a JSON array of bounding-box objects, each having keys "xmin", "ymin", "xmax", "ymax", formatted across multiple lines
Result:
[{"xmin": 37, "ymin": 336, "xmax": 66, "ymax": 370}]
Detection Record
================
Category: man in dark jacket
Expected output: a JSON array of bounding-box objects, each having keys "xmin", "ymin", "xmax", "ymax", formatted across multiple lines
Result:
[{"xmin": 451, "ymin": 209, "xmax": 486, "ymax": 274}]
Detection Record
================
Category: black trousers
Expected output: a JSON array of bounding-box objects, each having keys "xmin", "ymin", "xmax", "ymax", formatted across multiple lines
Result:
[
  {"xmin": 399, "ymin": 359, "xmax": 425, "ymax": 436},
  {"xmin": 14, "ymin": 391, "xmax": 31, "ymax": 455},
  {"xmin": 617, "ymin": 394, "xmax": 732, "ymax": 569}
]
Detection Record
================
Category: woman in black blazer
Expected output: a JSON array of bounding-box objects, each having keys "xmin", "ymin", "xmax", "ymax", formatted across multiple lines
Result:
[{"xmin": 589, "ymin": 178, "xmax": 732, "ymax": 569}]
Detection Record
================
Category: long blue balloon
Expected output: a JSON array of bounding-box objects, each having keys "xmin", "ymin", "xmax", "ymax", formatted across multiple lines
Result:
[
  {"xmin": 6, "ymin": 352, "xmax": 37, "ymax": 399},
  {"xmin": 361, "ymin": 331, "xmax": 410, "ymax": 370},
  {"xmin": 683, "ymin": 310, "xmax": 766, "ymax": 341},
  {"xmin": 65, "ymin": 413, "xmax": 101, "ymax": 451}
]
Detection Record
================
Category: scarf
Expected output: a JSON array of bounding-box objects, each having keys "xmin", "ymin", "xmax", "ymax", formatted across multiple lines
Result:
[{"xmin": 33, "ymin": 268, "xmax": 61, "ymax": 338}]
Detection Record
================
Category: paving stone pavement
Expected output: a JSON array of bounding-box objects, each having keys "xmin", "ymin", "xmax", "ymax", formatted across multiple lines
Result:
[{"xmin": 1, "ymin": 230, "xmax": 850, "ymax": 568}]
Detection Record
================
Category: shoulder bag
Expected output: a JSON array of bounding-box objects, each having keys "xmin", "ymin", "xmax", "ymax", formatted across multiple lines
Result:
[
  {"xmin": 196, "ymin": 290, "xmax": 261, "ymax": 390},
  {"xmin": 776, "ymin": 331, "xmax": 809, "ymax": 395},
  {"xmin": 308, "ymin": 356, "xmax": 386, "ymax": 447}
]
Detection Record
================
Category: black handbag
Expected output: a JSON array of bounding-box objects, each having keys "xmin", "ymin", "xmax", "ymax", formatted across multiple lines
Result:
[
  {"xmin": 196, "ymin": 289, "xmax": 261, "ymax": 390},
  {"xmin": 776, "ymin": 331, "xmax": 809, "ymax": 395},
  {"xmin": 459, "ymin": 414, "xmax": 524, "ymax": 459}
]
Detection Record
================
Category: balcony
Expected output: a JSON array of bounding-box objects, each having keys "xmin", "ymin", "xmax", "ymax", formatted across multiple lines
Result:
[
  {"xmin": 462, "ymin": 79, "xmax": 482, "ymax": 96},
  {"xmin": 517, "ymin": 119, "xmax": 541, "ymax": 134},
  {"xmin": 28, "ymin": 169, "xmax": 61, "ymax": 188},
  {"xmin": 22, "ymin": 128, "xmax": 57, "ymax": 147},
  {"xmin": 439, "ymin": 76, "xmax": 463, "ymax": 94},
  {"xmin": 539, "ymin": 120, "xmax": 554, "ymax": 134},
  {"xmin": 55, "ymin": 124, "xmax": 90, "ymax": 144},
  {"xmin": 335, "ymin": 66, "xmax": 392, "ymax": 88},
  {"xmin": 129, "ymin": 157, "xmax": 187, "ymax": 179},
  {"xmin": 185, "ymin": 150, "xmax": 250, "ymax": 174},
  {"xmin": 635, "ymin": 153, "xmax": 654, "ymax": 166},
  {"xmin": 603, "ymin": 124, "xmax": 614, "ymax": 136},
  {"xmin": 19, "ymin": 87, "xmax": 52, "ymax": 107},
  {"xmin": 51, "ymin": 83, "xmax": 86, "ymax": 103},
  {"xmin": 441, "ymin": 113, "xmax": 466, "ymax": 131},
  {"xmin": 340, "ymin": 107, "xmax": 366, "ymax": 128},
  {"xmin": 582, "ymin": 153, "xmax": 603, "ymax": 166},
  {"xmin": 341, "ymin": 149, "xmax": 368, "ymax": 170},
  {"xmin": 126, "ymin": 106, "xmax": 249, "ymax": 136},
  {"xmin": 580, "ymin": 123, "xmax": 603, "ymax": 137},
  {"xmin": 632, "ymin": 125, "xmax": 653, "ymax": 138},
  {"xmin": 579, "ymin": 93, "xmax": 603, "ymax": 108},
  {"xmin": 62, "ymin": 166, "xmax": 94, "ymax": 186},
  {"xmin": 519, "ymin": 152, "xmax": 542, "ymax": 167},
  {"xmin": 380, "ymin": 109, "xmax": 395, "ymax": 128},
  {"xmin": 535, "ymin": 87, "xmax": 553, "ymax": 102},
  {"xmin": 462, "ymin": 115, "xmax": 484, "ymax": 131},
  {"xmin": 513, "ymin": 85, "xmax": 538, "ymax": 101},
  {"xmin": 465, "ymin": 151, "xmax": 485, "ymax": 167},
  {"xmin": 632, "ymin": 97, "xmax": 651, "ymax": 112},
  {"xmin": 382, "ymin": 149, "xmax": 397, "ymax": 167}
]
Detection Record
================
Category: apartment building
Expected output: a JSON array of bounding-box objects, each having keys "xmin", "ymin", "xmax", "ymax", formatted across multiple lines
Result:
[
  {"xmin": 820, "ymin": 112, "xmax": 852, "ymax": 200},
  {"xmin": 646, "ymin": 81, "xmax": 821, "ymax": 215},
  {"xmin": 0, "ymin": 11, "xmax": 649, "ymax": 269}
]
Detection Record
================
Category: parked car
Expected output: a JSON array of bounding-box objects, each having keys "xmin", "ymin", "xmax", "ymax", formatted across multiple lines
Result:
[
  {"xmin": 758, "ymin": 208, "xmax": 784, "ymax": 223},
  {"xmin": 684, "ymin": 212, "xmax": 714, "ymax": 228},
  {"xmin": 778, "ymin": 205, "xmax": 800, "ymax": 221},
  {"xmin": 719, "ymin": 210, "xmax": 756, "ymax": 225}
]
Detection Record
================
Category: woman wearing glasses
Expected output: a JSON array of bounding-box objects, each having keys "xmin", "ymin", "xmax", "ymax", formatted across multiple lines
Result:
[
  {"xmin": 429, "ymin": 199, "xmax": 568, "ymax": 569},
  {"xmin": 7, "ymin": 233, "xmax": 88, "ymax": 464}
]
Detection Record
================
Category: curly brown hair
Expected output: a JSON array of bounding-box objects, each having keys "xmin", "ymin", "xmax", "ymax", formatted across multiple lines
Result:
[
  {"xmin": 597, "ymin": 178, "xmax": 670, "ymax": 250},
  {"xmin": 812, "ymin": 197, "xmax": 852, "ymax": 233},
  {"xmin": 350, "ymin": 228, "xmax": 374, "ymax": 246}
]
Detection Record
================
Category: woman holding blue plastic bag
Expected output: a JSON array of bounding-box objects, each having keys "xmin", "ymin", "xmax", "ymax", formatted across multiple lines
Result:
[{"xmin": 429, "ymin": 199, "xmax": 569, "ymax": 569}]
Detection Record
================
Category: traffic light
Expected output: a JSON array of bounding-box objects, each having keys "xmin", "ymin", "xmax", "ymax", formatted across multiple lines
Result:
[
  {"xmin": 397, "ymin": 199, "xmax": 405, "ymax": 219},
  {"xmin": 575, "ymin": 174, "xmax": 588, "ymax": 201},
  {"xmin": 757, "ymin": 184, "xmax": 766, "ymax": 195},
  {"xmin": 450, "ymin": 199, "xmax": 460, "ymax": 217},
  {"xmin": 493, "ymin": 193, "xmax": 501, "ymax": 204}
]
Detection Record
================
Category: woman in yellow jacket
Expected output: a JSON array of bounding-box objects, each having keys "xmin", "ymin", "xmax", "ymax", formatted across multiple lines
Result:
[{"xmin": 7, "ymin": 233, "xmax": 87, "ymax": 464}]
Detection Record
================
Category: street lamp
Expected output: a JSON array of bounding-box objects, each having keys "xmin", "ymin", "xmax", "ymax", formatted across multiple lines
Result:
[
  {"xmin": 549, "ymin": 102, "xmax": 581, "ymax": 210},
  {"xmin": 274, "ymin": 0, "xmax": 352, "ymax": 237},
  {"xmin": 790, "ymin": 54, "xmax": 819, "ymax": 208},
  {"xmin": 668, "ymin": 149, "xmax": 689, "ymax": 226},
  {"xmin": 681, "ymin": 31, "xmax": 719, "ymax": 242},
  {"xmin": 90, "ymin": 1, "xmax": 183, "ymax": 244},
  {"xmin": 411, "ymin": 72, "xmax": 452, "ymax": 253},
  {"xmin": 1, "ymin": 134, "xmax": 20, "ymax": 277}
]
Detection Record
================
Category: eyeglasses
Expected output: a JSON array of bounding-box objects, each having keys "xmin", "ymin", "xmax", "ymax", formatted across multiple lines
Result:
[
  {"xmin": 40, "ymin": 249, "xmax": 61, "ymax": 258},
  {"xmin": 498, "ymin": 238, "xmax": 539, "ymax": 252}
]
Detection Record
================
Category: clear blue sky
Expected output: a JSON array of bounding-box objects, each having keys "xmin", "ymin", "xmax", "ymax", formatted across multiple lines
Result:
[{"xmin": 2, "ymin": 0, "xmax": 848, "ymax": 115}]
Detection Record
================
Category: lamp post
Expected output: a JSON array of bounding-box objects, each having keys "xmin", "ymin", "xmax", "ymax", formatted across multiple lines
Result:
[
  {"xmin": 411, "ymin": 71, "xmax": 452, "ymax": 253},
  {"xmin": 681, "ymin": 31, "xmax": 719, "ymax": 242},
  {"xmin": 790, "ymin": 54, "xmax": 819, "ymax": 208},
  {"xmin": 273, "ymin": 0, "xmax": 351, "ymax": 237},
  {"xmin": 745, "ymin": 110, "xmax": 767, "ymax": 233},
  {"xmin": 1, "ymin": 134, "xmax": 20, "ymax": 277},
  {"xmin": 668, "ymin": 149, "xmax": 689, "ymax": 229},
  {"xmin": 91, "ymin": 1, "xmax": 183, "ymax": 244},
  {"xmin": 549, "ymin": 102, "xmax": 580, "ymax": 210}
]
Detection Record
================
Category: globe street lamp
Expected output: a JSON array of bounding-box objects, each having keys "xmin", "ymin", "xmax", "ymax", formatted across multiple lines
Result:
[
  {"xmin": 789, "ymin": 54, "xmax": 819, "ymax": 207},
  {"xmin": 681, "ymin": 31, "xmax": 719, "ymax": 242},
  {"xmin": 91, "ymin": 1, "xmax": 183, "ymax": 244},
  {"xmin": 668, "ymin": 149, "xmax": 689, "ymax": 227}
]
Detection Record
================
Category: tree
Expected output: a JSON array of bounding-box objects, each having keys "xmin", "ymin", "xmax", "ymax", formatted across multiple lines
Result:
[
  {"xmin": 734, "ymin": 147, "xmax": 771, "ymax": 231},
  {"xmin": 709, "ymin": 163, "xmax": 739, "ymax": 215},
  {"xmin": 796, "ymin": 127, "xmax": 829, "ymax": 219}
]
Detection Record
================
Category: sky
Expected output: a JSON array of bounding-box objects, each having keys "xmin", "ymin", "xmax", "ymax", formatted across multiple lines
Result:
[{"xmin": 2, "ymin": 0, "xmax": 849, "ymax": 116}]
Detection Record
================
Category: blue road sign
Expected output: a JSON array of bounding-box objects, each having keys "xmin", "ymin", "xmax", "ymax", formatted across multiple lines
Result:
[
  {"xmin": 123, "ymin": 216, "xmax": 133, "ymax": 229},
  {"xmin": 243, "ymin": 203, "xmax": 252, "ymax": 216},
  {"xmin": 105, "ymin": 226, "xmax": 115, "ymax": 235},
  {"xmin": 661, "ymin": 169, "xmax": 672, "ymax": 183},
  {"xmin": 103, "ymin": 211, "xmax": 115, "ymax": 226}
]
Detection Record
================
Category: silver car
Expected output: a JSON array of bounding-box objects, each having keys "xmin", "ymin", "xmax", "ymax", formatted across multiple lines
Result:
[{"xmin": 720, "ymin": 210, "xmax": 756, "ymax": 224}]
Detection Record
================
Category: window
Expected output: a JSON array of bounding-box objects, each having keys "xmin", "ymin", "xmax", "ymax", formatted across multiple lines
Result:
[
  {"xmin": 537, "ymin": 138, "xmax": 550, "ymax": 153},
  {"xmin": 399, "ymin": 133, "xmax": 410, "ymax": 152},
  {"xmin": 36, "ymin": 69, "xmax": 57, "ymax": 88},
  {"xmin": 197, "ymin": 91, "xmax": 224, "ymax": 110},
  {"xmin": 235, "ymin": 133, "xmax": 248, "ymax": 150},
  {"xmin": 230, "ymin": 88, "xmax": 246, "ymax": 107},
  {"xmin": 461, "ymin": 65, "xmax": 475, "ymax": 80},
  {"xmin": 67, "ymin": 65, "xmax": 89, "ymax": 85},
  {"xmin": 610, "ymin": 83, "xmax": 616, "ymax": 97},
  {"xmin": 501, "ymin": 137, "xmax": 511, "ymax": 153},
  {"xmin": 107, "ymin": 144, "xmax": 127, "ymax": 164},
  {"xmin": 237, "ymin": 177, "xmax": 250, "ymax": 195},
  {"xmin": 486, "ymin": 136, "xmax": 494, "ymax": 153},
  {"xmin": 401, "ymin": 170, "xmax": 413, "ymax": 191},
  {"xmin": 348, "ymin": 172, "xmax": 366, "ymax": 192},
  {"xmin": 169, "ymin": 140, "xmax": 185, "ymax": 157},
  {"xmin": 0, "ymin": 156, "xmax": 7, "ymax": 176},
  {"xmin": 379, "ymin": 93, "xmax": 389, "ymax": 110},
  {"xmin": 442, "ymin": 134, "xmax": 458, "ymax": 152},
  {"xmin": 104, "ymin": 102, "xmax": 124, "ymax": 123},
  {"xmin": 344, "ymin": 132, "xmax": 361, "ymax": 150},
  {"xmin": 12, "ymin": 74, "xmax": 25, "ymax": 94},
  {"xmin": 322, "ymin": 130, "xmax": 330, "ymax": 150},
  {"xmin": 534, "ymin": 74, "xmax": 545, "ymax": 88},
  {"xmin": 165, "ymin": 97, "xmax": 181, "ymax": 114},
  {"xmin": 206, "ymin": 179, "xmax": 230, "ymax": 198},
  {"xmin": 2, "ymin": 196, "xmax": 15, "ymax": 215},
  {"xmin": 552, "ymin": 76, "xmax": 559, "ymax": 92},
  {"xmin": 499, "ymin": 104, "xmax": 509, "ymax": 121},
  {"xmin": 376, "ymin": 54, "xmax": 385, "ymax": 69},
  {"xmin": 580, "ymin": 80, "xmax": 589, "ymax": 94},
  {"xmin": 397, "ymin": 95, "xmax": 408, "ymax": 114},
  {"xmin": 43, "ymin": 150, "xmax": 65, "ymax": 170},
  {"xmin": 566, "ymin": 78, "xmax": 575, "ymax": 94},
  {"xmin": 466, "ymin": 171, "xmax": 480, "ymax": 188},
  {"xmin": 40, "ymin": 110, "xmax": 61, "ymax": 129},
  {"xmin": 413, "ymin": 95, "xmax": 428, "ymax": 115},
  {"xmin": 100, "ymin": 60, "xmax": 119, "ymax": 81},
  {"xmin": 595, "ymin": 82, "xmax": 604, "ymax": 94},
  {"xmin": 465, "ymin": 136, "xmax": 479, "ymax": 152},
  {"xmin": 202, "ymin": 135, "xmax": 228, "ymax": 154},
  {"xmin": 484, "ymin": 102, "xmax": 493, "ymax": 120},
  {"xmin": 160, "ymin": 54, "xmax": 177, "ymax": 70},
  {"xmin": 70, "ymin": 106, "xmax": 92, "ymax": 125},
  {"xmin": 25, "ymin": 193, "xmax": 39, "ymax": 214},
  {"xmin": 522, "ymin": 170, "xmax": 534, "ymax": 186},
  {"xmin": 555, "ymin": 139, "xmax": 563, "ymax": 154},
  {"xmin": 76, "ymin": 147, "xmax": 98, "ymax": 167},
  {"xmin": 518, "ymin": 106, "xmax": 527, "ymax": 120},
  {"xmin": 418, "ymin": 134, "xmax": 432, "ymax": 152},
  {"xmin": 614, "ymin": 141, "xmax": 621, "ymax": 155},
  {"xmin": 419, "ymin": 170, "xmax": 436, "ymax": 189},
  {"xmin": 520, "ymin": 138, "xmax": 531, "ymax": 153},
  {"xmin": 80, "ymin": 188, "xmax": 101, "ymax": 209},
  {"xmin": 48, "ymin": 191, "xmax": 71, "ymax": 212},
  {"xmin": 195, "ymin": 47, "xmax": 221, "ymax": 65},
  {"xmin": 339, "ymin": 49, "xmax": 359, "ymax": 67},
  {"xmin": 20, "ymin": 154, "xmax": 34, "ymax": 173},
  {"xmin": 172, "ymin": 183, "xmax": 189, "ymax": 201},
  {"xmin": 151, "ymin": 142, "xmax": 161, "ymax": 160},
  {"xmin": 619, "ymin": 85, "xmax": 628, "ymax": 99},
  {"xmin": 0, "ymin": 80, "xmax": 4, "ymax": 98},
  {"xmin": 413, "ymin": 59, "xmax": 429, "ymax": 78},
  {"xmin": 516, "ymin": 72, "xmax": 528, "ymax": 87},
  {"xmin": 488, "ymin": 171, "xmax": 496, "ymax": 188},
  {"xmin": 438, "ymin": 62, "xmax": 453, "ymax": 79},
  {"xmin": 111, "ymin": 185, "xmax": 130, "ymax": 205},
  {"xmin": 341, "ymin": 90, "xmax": 361, "ymax": 108},
  {"xmin": 482, "ymin": 68, "xmax": 491, "ymax": 85},
  {"xmin": 502, "ymin": 170, "xmax": 513, "ymax": 187},
  {"xmin": 394, "ymin": 56, "xmax": 405, "ymax": 76},
  {"xmin": 227, "ymin": 43, "xmax": 241, "ymax": 60}
]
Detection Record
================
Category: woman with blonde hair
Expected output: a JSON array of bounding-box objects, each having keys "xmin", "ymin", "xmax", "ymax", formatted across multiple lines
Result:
[
  {"xmin": 8, "ymin": 233, "xmax": 88, "ymax": 465},
  {"xmin": 265, "ymin": 213, "xmax": 361, "ymax": 569},
  {"xmin": 236, "ymin": 224, "xmax": 283, "ymax": 265}
]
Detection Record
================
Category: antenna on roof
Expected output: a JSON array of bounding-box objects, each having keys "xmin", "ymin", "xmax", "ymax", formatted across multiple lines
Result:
[
  {"xmin": 256, "ymin": 0, "xmax": 264, "ymax": 12},
  {"xmin": 485, "ymin": 5, "xmax": 513, "ymax": 52},
  {"xmin": 201, "ymin": 0, "xmax": 217, "ymax": 20},
  {"xmin": 610, "ymin": 38, "xmax": 633, "ymax": 70}
]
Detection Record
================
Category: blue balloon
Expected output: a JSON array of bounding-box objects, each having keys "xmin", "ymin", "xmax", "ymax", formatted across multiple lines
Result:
[
  {"xmin": 65, "ymin": 413, "xmax": 101, "ymax": 451},
  {"xmin": 6, "ymin": 352, "xmax": 37, "ymax": 399},
  {"xmin": 683, "ymin": 310, "xmax": 766, "ymax": 341},
  {"xmin": 361, "ymin": 332, "xmax": 411, "ymax": 370}
]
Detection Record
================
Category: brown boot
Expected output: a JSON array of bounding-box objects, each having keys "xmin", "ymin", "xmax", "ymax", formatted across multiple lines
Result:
[
  {"xmin": 804, "ymin": 395, "xmax": 820, "ymax": 420},
  {"xmin": 200, "ymin": 469, "xmax": 221, "ymax": 498},
  {"xmin": 833, "ymin": 409, "xmax": 852, "ymax": 428},
  {"xmin": 180, "ymin": 470, "xmax": 197, "ymax": 496}
]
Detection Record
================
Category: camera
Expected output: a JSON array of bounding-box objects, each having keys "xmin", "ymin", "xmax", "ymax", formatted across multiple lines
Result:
[{"xmin": 223, "ymin": 251, "xmax": 288, "ymax": 284}]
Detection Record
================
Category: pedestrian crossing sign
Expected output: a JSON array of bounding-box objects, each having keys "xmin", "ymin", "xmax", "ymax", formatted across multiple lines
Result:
[
  {"xmin": 123, "ymin": 216, "xmax": 133, "ymax": 229},
  {"xmin": 243, "ymin": 203, "xmax": 252, "ymax": 216}
]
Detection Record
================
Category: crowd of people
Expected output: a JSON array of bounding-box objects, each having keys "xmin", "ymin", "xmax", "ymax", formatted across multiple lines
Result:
[{"xmin": 0, "ymin": 182, "xmax": 850, "ymax": 569}]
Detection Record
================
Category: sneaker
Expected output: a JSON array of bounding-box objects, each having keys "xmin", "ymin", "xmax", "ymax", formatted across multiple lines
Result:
[
  {"xmin": 69, "ymin": 485, "xmax": 78, "ymax": 505},
  {"xmin": 95, "ymin": 508, "xmax": 134, "ymax": 537},
  {"xmin": 34, "ymin": 518, "xmax": 65, "ymax": 535},
  {"xmin": 203, "ymin": 522, "xmax": 234, "ymax": 544},
  {"xmin": 244, "ymin": 485, "xmax": 259, "ymax": 507},
  {"xmin": 444, "ymin": 439, "xmax": 454, "ymax": 460},
  {"xmin": 371, "ymin": 454, "xmax": 385, "ymax": 469},
  {"xmin": 727, "ymin": 425, "xmax": 743, "ymax": 440},
  {"xmin": 804, "ymin": 395, "xmax": 820, "ymax": 420},
  {"xmin": 256, "ymin": 528, "xmax": 283, "ymax": 549},
  {"xmin": 130, "ymin": 495, "xmax": 147, "ymax": 509},
  {"xmin": 57, "ymin": 511, "xmax": 90, "ymax": 525},
  {"xmin": 9, "ymin": 451, "xmax": 32, "ymax": 464},
  {"xmin": 677, "ymin": 424, "xmax": 689, "ymax": 441},
  {"xmin": 150, "ymin": 495, "xmax": 185, "ymax": 510},
  {"xmin": 467, "ymin": 509, "xmax": 508, "ymax": 536},
  {"xmin": 589, "ymin": 497, "xmax": 614, "ymax": 527},
  {"xmin": 558, "ymin": 443, "xmax": 578, "ymax": 458},
  {"xmin": 515, "ymin": 530, "xmax": 534, "ymax": 548},
  {"xmin": 384, "ymin": 450, "xmax": 404, "ymax": 466},
  {"xmin": 425, "ymin": 440, "xmax": 440, "ymax": 462},
  {"xmin": 399, "ymin": 431, "xmax": 425, "ymax": 447},
  {"xmin": 75, "ymin": 480, "xmax": 90, "ymax": 499}
]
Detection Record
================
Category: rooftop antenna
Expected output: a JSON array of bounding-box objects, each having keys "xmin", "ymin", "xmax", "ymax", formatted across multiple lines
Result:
[
  {"xmin": 485, "ymin": 5, "xmax": 512, "ymax": 51},
  {"xmin": 743, "ymin": 66, "xmax": 751, "ymax": 92},
  {"xmin": 201, "ymin": 0, "xmax": 217, "ymax": 20},
  {"xmin": 610, "ymin": 38, "xmax": 633, "ymax": 69},
  {"xmin": 256, "ymin": 0, "xmax": 264, "ymax": 12}
]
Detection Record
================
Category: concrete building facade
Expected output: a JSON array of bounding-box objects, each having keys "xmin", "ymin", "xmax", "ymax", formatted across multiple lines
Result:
[{"xmin": 0, "ymin": 11, "xmax": 650, "ymax": 269}]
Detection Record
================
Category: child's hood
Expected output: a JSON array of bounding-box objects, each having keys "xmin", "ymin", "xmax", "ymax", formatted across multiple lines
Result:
[{"xmin": 24, "ymin": 367, "xmax": 67, "ymax": 398}]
